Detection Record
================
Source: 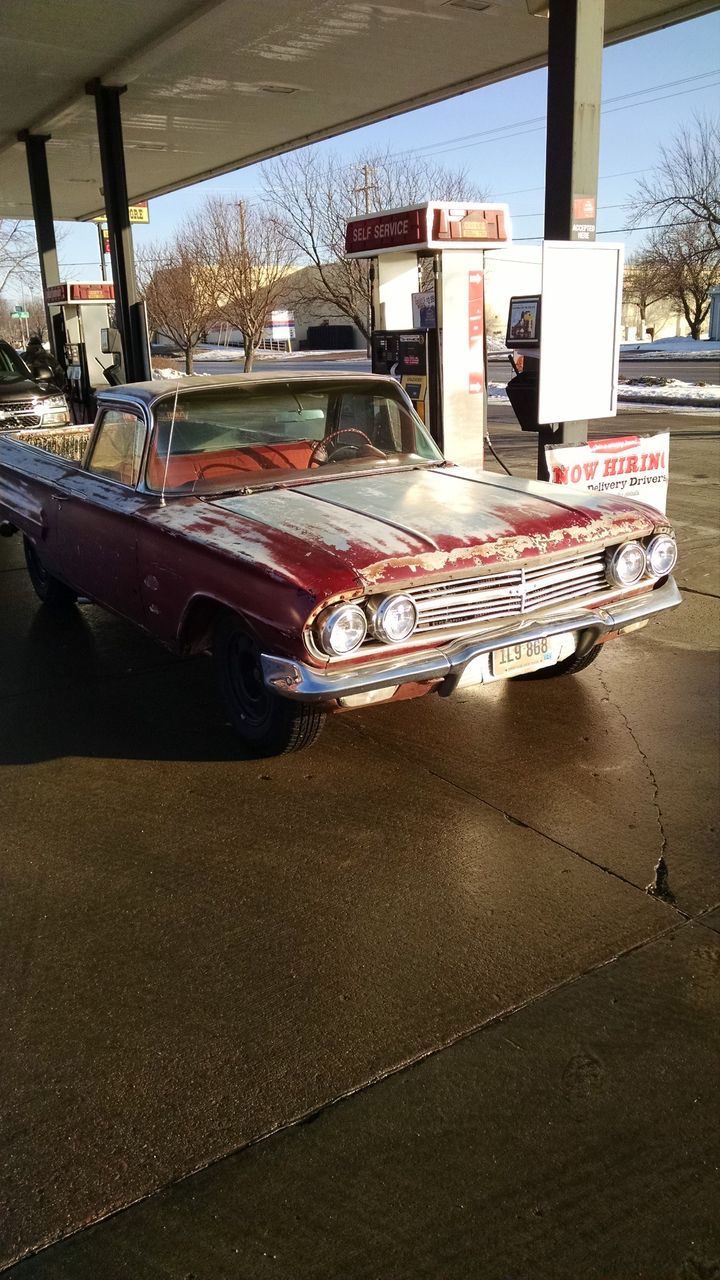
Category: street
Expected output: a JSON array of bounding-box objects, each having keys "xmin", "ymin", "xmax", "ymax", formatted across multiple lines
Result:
[
  {"xmin": 193, "ymin": 351, "xmax": 720, "ymax": 386},
  {"xmin": 0, "ymin": 399, "xmax": 718, "ymax": 1278}
]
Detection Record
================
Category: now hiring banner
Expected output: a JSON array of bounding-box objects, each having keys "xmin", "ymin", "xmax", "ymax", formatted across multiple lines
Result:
[{"xmin": 545, "ymin": 433, "xmax": 670, "ymax": 514}]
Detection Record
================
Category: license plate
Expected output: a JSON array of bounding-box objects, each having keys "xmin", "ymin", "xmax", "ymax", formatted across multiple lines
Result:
[{"xmin": 492, "ymin": 634, "xmax": 572, "ymax": 678}]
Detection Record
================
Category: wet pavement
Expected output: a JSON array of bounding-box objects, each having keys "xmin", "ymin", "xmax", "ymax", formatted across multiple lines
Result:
[{"xmin": 1, "ymin": 407, "xmax": 718, "ymax": 1277}]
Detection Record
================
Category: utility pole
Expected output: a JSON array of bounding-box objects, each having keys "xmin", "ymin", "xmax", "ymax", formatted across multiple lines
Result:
[
  {"xmin": 353, "ymin": 163, "xmax": 377, "ymax": 215},
  {"xmin": 353, "ymin": 164, "xmax": 377, "ymax": 352}
]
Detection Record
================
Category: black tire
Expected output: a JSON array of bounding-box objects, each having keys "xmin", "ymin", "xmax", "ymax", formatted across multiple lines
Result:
[
  {"xmin": 513, "ymin": 642, "xmax": 602, "ymax": 680},
  {"xmin": 214, "ymin": 612, "xmax": 325, "ymax": 756},
  {"xmin": 23, "ymin": 536, "xmax": 77, "ymax": 608}
]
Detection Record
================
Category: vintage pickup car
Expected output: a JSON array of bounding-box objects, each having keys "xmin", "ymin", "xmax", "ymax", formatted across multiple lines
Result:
[{"xmin": 0, "ymin": 373, "xmax": 680, "ymax": 754}]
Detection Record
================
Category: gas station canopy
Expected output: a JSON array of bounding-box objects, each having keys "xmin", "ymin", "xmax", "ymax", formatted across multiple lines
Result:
[{"xmin": 0, "ymin": 0, "xmax": 716, "ymax": 221}]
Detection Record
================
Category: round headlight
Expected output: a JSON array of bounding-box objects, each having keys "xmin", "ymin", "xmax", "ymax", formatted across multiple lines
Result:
[
  {"xmin": 369, "ymin": 594, "xmax": 418, "ymax": 644},
  {"xmin": 318, "ymin": 603, "xmax": 367, "ymax": 656},
  {"xmin": 646, "ymin": 534, "xmax": 677, "ymax": 578},
  {"xmin": 607, "ymin": 541, "xmax": 647, "ymax": 587}
]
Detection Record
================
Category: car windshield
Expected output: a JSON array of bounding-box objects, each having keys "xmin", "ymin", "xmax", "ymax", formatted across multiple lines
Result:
[
  {"xmin": 0, "ymin": 344, "xmax": 31, "ymax": 385},
  {"xmin": 146, "ymin": 380, "xmax": 443, "ymax": 494}
]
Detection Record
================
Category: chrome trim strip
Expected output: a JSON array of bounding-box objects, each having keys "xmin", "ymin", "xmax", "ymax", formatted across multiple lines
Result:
[{"xmin": 262, "ymin": 577, "xmax": 682, "ymax": 701}]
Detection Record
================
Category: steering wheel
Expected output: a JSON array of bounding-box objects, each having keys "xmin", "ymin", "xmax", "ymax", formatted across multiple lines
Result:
[{"xmin": 309, "ymin": 429, "xmax": 387, "ymax": 467}]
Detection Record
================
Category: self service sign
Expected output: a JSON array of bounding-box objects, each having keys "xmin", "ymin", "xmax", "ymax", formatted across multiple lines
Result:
[{"xmin": 545, "ymin": 433, "xmax": 669, "ymax": 513}]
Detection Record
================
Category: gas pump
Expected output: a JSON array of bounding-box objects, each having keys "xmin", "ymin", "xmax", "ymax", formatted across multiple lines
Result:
[
  {"xmin": 369, "ymin": 329, "xmax": 440, "ymax": 429},
  {"xmin": 345, "ymin": 201, "xmax": 511, "ymax": 463},
  {"xmin": 45, "ymin": 282, "xmax": 124, "ymax": 420}
]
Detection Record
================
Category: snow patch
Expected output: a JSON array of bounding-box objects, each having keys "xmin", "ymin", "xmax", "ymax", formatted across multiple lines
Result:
[
  {"xmin": 488, "ymin": 378, "xmax": 719, "ymax": 408},
  {"xmin": 620, "ymin": 337, "xmax": 720, "ymax": 358}
]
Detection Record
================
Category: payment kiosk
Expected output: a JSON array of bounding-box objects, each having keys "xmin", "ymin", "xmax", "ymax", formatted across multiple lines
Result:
[
  {"xmin": 345, "ymin": 201, "xmax": 511, "ymax": 463},
  {"xmin": 369, "ymin": 329, "xmax": 441, "ymax": 430}
]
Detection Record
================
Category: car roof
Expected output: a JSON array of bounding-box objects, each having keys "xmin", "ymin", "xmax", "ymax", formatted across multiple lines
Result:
[{"xmin": 97, "ymin": 370, "xmax": 395, "ymax": 410}]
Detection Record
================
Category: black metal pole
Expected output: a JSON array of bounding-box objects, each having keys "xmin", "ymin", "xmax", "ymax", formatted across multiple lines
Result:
[
  {"xmin": 86, "ymin": 80, "xmax": 151, "ymax": 382},
  {"xmin": 18, "ymin": 131, "xmax": 61, "ymax": 350},
  {"xmin": 97, "ymin": 223, "xmax": 109, "ymax": 282},
  {"xmin": 540, "ymin": 0, "xmax": 604, "ymax": 478}
]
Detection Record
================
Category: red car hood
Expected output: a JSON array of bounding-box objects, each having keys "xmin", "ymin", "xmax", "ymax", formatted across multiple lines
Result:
[{"xmin": 208, "ymin": 465, "xmax": 662, "ymax": 594}]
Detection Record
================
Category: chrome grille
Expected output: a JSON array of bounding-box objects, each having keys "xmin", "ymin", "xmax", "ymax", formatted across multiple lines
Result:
[
  {"xmin": 0, "ymin": 400, "xmax": 41, "ymax": 413},
  {"xmin": 0, "ymin": 401, "xmax": 42, "ymax": 429},
  {"xmin": 409, "ymin": 550, "xmax": 609, "ymax": 634},
  {"xmin": 0, "ymin": 413, "xmax": 42, "ymax": 429}
]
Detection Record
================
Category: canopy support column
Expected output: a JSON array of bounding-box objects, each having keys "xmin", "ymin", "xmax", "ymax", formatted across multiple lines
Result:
[
  {"xmin": 86, "ymin": 80, "xmax": 151, "ymax": 383},
  {"xmin": 538, "ymin": 0, "xmax": 605, "ymax": 479},
  {"xmin": 18, "ymin": 130, "xmax": 60, "ymax": 351}
]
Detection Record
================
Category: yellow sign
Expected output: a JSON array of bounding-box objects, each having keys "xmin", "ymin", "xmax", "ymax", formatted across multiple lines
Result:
[{"xmin": 92, "ymin": 200, "xmax": 149, "ymax": 225}]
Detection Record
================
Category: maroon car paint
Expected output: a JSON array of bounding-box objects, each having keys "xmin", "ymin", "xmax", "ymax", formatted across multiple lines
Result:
[{"xmin": 0, "ymin": 378, "xmax": 671, "ymax": 676}]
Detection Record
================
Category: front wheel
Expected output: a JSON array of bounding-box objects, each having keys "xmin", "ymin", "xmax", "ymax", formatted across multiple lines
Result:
[
  {"xmin": 513, "ymin": 643, "xmax": 602, "ymax": 680},
  {"xmin": 213, "ymin": 613, "xmax": 325, "ymax": 756},
  {"xmin": 23, "ymin": 536, "xmax": 77, "ymax": 608}
]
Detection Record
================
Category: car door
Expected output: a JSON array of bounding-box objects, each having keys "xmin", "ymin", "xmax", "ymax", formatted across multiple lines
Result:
[{"xmin": 54, "ymin": 407, "xmax": 150, "ymax": 623}]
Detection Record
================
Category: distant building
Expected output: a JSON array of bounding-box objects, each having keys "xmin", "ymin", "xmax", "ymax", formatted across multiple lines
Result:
[{"xmin": 275, "ymin": 266, "xmax": 365, "ymax": 350}]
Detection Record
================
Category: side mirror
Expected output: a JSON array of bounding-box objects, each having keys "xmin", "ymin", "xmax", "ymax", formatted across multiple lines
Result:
[{"xmin": 35, "ymin": 367, "xmax": 52, "ymax": 382}]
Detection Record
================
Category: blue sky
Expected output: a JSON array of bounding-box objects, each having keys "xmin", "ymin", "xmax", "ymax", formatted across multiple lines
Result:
[{"xmin": 58, "ymin": 10, "xmax": 720, "ymax": 281}]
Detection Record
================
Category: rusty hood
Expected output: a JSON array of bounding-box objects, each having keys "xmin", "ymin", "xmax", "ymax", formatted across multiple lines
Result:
[{"xmin": 208, "ymin": 465, "xmax": 662, "ymax": 593}]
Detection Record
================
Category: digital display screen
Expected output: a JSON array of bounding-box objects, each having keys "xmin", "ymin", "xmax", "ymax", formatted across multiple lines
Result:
[{"xmin": 506, "ymin": 295, "xmax": 541, "ymax": 348}]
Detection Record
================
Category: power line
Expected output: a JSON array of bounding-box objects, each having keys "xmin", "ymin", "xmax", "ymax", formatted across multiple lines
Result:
[
  {"xmin": 514, "ymin": 216, "xmax": 705, "ymax": 242},
  {"xmin": 415, "ymin": 80, "xmax": 720, "ymax": 162},
  {"xmin": 498, "ymin": 165, "xmax": 652, "ymax": 198},
  {"xmin": 512, "ymin": 201, "xmax": 626, "ymax": 221},
  {"xmin": 391, "ymin": 69, "xmax": 720, "ymax": 161}
]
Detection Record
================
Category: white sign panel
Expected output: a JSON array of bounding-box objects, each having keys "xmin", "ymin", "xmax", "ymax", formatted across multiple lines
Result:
[
  {"xmin": 265, "ymin": 309, "xmax": 295, "ymax": 340},
  {"xmin": 538, "ymin": 241, "xmax": 624, "ymax": 424},
  {"xmin": 545, "ymin": 432, "xmax": 669, "ymax": 513},
  {"xmin": 412, "ymin": 290, "xmax": 436, "ymax": 329}
]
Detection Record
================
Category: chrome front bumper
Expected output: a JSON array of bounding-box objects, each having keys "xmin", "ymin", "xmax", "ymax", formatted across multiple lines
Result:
[{"xmin": 261, "ymin": 577, "xmax": 682, "ymax": 703}]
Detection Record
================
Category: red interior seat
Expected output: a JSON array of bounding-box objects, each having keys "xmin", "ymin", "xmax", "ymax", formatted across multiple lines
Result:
[{"xmin": 146, "ymin": 440, "xmax": 315, "ymax": 489}]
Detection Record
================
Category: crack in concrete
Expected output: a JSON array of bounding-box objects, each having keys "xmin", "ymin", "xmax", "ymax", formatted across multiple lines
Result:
[
  {"xmin": 596, "ymin": 671, "xmax": 672, "ymax": 893},
  {"xmin": 676, "ymin": 584, "xmax": 720, "ymax": 600},
  {"xmin": 338, "ymin": 717, "xmax": 688, "ymax": 920},
  {"xmin": 11, "ymin": 914, "xmax": 686, "ymax": 1275},
  {"xmin": 695, "ymin": 909, "xmax": 720, "ymax": 936}
]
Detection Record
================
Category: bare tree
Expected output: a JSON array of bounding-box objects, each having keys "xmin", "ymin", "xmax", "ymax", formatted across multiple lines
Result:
[
  {"xmin": 261, "ymin": 146, "xmax": 484, "ymax": 341},
  {"xmin": 202, "ymin": 197, "xmax": 296, "ymax": 372},
  {"xmin": 0, "ymin": 220, "xmax": 40, "ymax": 297},
  {"xmin": 138, "ymin": 220, "xmax": 219, "ymax": 373},
  {"xmin": 623, "ymin": 251, "xmax": 668, "ymax": 340},
  {"xmin": 0, "ymin": 296, "xmax": 14, "ymax": 341},
  {"xmin": 26, "ymin": 293, "xmax": 49, "ymax": 341},
  {"xmin": 645, "ymin": 221, "xmax": 719, "ymax": 340},
  {"xmin": 630, "ymin": 114, "xmax": 720, "ymax": 249}
]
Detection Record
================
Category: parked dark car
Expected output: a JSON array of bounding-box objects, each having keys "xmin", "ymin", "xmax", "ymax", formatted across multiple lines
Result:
[{"xmin": 0, "ymin": 339, "xmax": 70, "ymax": 431}]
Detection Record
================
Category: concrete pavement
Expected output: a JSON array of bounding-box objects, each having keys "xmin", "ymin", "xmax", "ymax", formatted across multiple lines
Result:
[
  {"xmin": 1, "ymin": 405, "xmax": 718, "ymax": 1277},
  {"xmin": 7, "ymin": 921, "xmax": 719, "ymax": 1280}
]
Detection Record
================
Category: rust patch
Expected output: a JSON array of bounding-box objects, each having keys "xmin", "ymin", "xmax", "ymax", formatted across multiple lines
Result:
[{"xmin": 357, "ymin": 512, "xmax": 656, "ymax": 587}]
